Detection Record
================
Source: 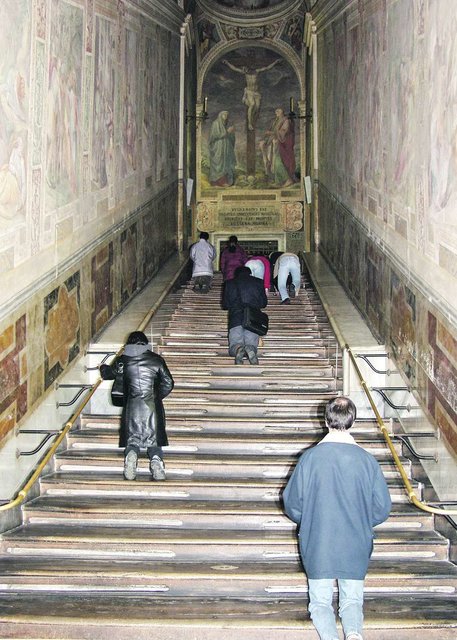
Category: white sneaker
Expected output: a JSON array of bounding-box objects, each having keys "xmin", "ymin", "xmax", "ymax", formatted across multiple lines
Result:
[
  {"xmin": 150, "ymin": 455, "xmax": 166, "ymax": 480},
  {"xmin": 346, "ymin": 633, "xmax": 363, "ymax": 640},
  {"xmin": 123, "ymin": 450, "xmax": 138, "ymax": 481}
]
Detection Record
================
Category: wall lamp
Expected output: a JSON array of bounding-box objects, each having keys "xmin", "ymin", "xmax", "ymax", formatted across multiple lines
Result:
[
  {"xmin": 288, "ymin": 97, "xmax": 313, "ymax": 122},
  {"xmin": 186, "ymin": 97, "xmax": 209, "ymax": 123}
]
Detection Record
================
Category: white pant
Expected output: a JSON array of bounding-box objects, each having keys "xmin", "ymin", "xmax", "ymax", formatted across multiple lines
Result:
[{"xmin": 277, "ymin": 255, "xmax": 300, "ymax": 301}]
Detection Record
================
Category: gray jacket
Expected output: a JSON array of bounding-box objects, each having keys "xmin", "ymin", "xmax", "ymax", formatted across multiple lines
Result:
[{"xmin": 190, "ymin": 238, "xmax": 216, "ymax": 277}]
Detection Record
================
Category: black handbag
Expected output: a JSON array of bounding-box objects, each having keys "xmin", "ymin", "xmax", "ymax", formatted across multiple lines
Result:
[
  {"xmin": 110, "ymin": 362, "xmax": 124, "ymax": 407},
  {"xmin": 242, "ymin": 305, "xmax": 269, "ymax": 336}
]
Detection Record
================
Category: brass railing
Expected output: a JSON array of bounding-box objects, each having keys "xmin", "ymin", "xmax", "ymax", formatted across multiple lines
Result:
[
  {"xmin": 346, "ymin": 344, "xmax": 457, "ymax": 517},
  {"xmin": 0, "ymin": 256, "xmax": 189, "ymax": 513}
]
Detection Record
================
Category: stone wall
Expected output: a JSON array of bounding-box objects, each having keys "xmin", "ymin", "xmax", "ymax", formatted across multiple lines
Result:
[
  {"xmin": 0, "ymin": 0, "xmax": 183, "ymax": 442},
  {"xmin": 314, "ymin": 0, "xmax": 457, "ymax": 454}
]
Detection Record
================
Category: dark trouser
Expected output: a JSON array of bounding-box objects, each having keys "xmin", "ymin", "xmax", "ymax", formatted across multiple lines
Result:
[
  {"xmin": 193, "ymin": 275, "xmax": 212, "ymax": 292},
  {"xmin": 125, "ymin": 445, "xmax": 163, "ymax": 460}
]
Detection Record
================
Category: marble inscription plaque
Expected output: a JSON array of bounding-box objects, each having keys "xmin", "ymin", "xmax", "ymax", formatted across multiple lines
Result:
[{"xmin": 219, "ymin": 205, "xmax": 279, "ymax": 229}]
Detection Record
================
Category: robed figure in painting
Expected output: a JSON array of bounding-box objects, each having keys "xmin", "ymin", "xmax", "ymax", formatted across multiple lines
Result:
[
  {"xmin": 209, "ymin": 110, "xmax": 236, "ymax": 187},
  {"xmin": 260, "ymin": 107, "xmax": 297, "ymax": 187}
]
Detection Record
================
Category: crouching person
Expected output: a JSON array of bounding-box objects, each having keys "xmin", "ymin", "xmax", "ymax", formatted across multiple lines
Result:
[{"xmin": 100, "ymin": 331, "xmax": 174, "ymax": 481}]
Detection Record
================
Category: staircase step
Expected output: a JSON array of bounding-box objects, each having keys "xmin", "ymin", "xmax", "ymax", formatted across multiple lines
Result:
[
  {"xmin": 0, "ymin": 592, "xmax": 456, "ymax": 640},
  {"xmin": 2, "ymin": 266, "xmax": 455, "ymax": 638},
  {"xmin": 1, "ymin": 524, "xmax": 450, "ymax": 561},
  {"xmin": 0, "ymin": 556, "xmax": 456, "ymax": 593}
]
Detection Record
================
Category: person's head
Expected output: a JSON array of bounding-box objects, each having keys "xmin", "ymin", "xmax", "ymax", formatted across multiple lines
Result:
[
  {"xmin": 126, "ymin": 331, "xmax": 148, "ymax": 345},
  {"xmin": 275, "ymin": 107, "xmax": 285, "ymax": 118},
  {"xmin": 234, "ymin": 266, "xmax": 251, "ymax": 279},
  {"xmin": 228, "ymin": 235, "xmax": 238, "ymax": 253},
  {"xmin": 200, "ymin": 231, "xmax": 209, "ymax": 241},
  {"xmin": 324, "ymin": 396, "xmax": 356, "ymax": 431},
  {"xmin": 220, "ymin": 110, "xmax": 229, "ymax": 123}
]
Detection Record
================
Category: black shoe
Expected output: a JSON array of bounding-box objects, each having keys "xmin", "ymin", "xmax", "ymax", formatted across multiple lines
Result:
[
  {"xmin": 289, "ymin": 284, "xmax": 296, "ymax": 298},
  {"xmin": 235, "ymin": 346, "xmax": 245, "ymax": 364},
  {"xmin": 123, "ymin": 450, "xmax": 138, "ymax": 480},
  {"xmin": 281, "ymin": 297, "xmax": 291, "ymax": 305},
  {"xmin": 245, "ymin": 346, "xmax": 259, "ymax": 365}
]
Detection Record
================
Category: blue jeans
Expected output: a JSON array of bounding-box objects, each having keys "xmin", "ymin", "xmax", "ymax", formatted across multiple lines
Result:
[
  {"xmin": 277, "ymin": 255, "xmax": 301, "ymax": 301},
  {"xmin": 308, "ymin": 578, "xmax": 364, "ymax": 640},
  {"xmin": 228, "ymin": 325, "xmax": 259, "ymax": 356}
]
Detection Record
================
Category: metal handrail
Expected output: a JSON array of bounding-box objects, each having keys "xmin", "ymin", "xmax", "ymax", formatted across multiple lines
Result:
[
  {"xmin": 0, "ymin": 380, "xmax": 102, "ymax": 512},
  {"xmin": 346, "ymin": 344, "xmax": 457, "ymax": 517},
  {"xmin": 0, "ymin": 256, "xmax": 190, "ymax": 513}
]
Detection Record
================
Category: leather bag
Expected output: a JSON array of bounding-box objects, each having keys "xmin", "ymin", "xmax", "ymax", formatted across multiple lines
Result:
[
  {"xmin": 242, "ymin": 305, "xmax": 269, "ymax": 336},
  {"xmin": 110, "ymin": 362, "xmax": 124, "ymax": 407}
]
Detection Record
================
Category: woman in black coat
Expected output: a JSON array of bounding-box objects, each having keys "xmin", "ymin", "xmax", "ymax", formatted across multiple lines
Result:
[{"xmin": 100, "ymin": 331, "xmax": 174, "ymax": 481}]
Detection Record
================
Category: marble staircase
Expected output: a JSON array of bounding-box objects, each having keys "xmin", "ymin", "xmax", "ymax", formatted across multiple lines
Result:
[{"xmin": 0, "ymin": 272, "xmax": 456, "ymax": 639}]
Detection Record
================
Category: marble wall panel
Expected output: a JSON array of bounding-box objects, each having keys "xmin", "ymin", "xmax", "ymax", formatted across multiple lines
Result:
[
  {"xmin": 43, "ymin": 272, "xmax": 81, "ymax": 389},
  {"xmin": 120, "ymin": 223, "xmax": 138, "ymax": 306},
  {"xmin": 0, "ymin": 316, "xmax": 27, "ymax": 440},
  {"xmin": 319, "ymin": 186, "xmax": 457, "ymax": 456},
  {"xmin": 91, "ymin": 243, "xmax": 114, "ymax": 335}
]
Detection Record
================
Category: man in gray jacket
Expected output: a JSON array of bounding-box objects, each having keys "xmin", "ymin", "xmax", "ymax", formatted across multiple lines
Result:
[
  {"xmin": 190, "ymin": 231, "xmax": 216, "ymax": 293},
  {"xmin": 283, "ymin": 396, "xmax": 391, "ymax": 640}
]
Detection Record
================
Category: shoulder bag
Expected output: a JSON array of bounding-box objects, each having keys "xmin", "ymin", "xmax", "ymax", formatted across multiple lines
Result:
[
  {"xmin": 235, "ymin": 281, "xmax": 269, "ymax": 336},
  {"xmin": 110, "ymin": 361, "xmax": 124, "ymax": 407}
]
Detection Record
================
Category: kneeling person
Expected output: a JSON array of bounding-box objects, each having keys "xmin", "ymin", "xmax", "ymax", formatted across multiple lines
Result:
[
  {"xmin": 100, "ymin": 331, "xmax": 174, "ymax": 481},
  {"xmin": 222, "ymin": 266, "xmax": 267, "ymax": 365}
]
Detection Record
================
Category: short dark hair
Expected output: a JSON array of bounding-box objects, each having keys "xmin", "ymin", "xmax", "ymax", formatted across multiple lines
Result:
[
  {"xmin": 234, "ymin": 265, "xmax": 251, "ymax": 278},
  {"xmin": 229, "ymin": 235, "xmax": 238, "ymax": 244},
  {"xmin": 126, "ymin": 331, "xmax": 148, "ymax": 345},
  {"xmin": 325, "ymin": 396, "xmax": 356, "ymax": 430},
  {"xmin": 200, "ymin": 231, "xmax": 209, "ymax": 240}
]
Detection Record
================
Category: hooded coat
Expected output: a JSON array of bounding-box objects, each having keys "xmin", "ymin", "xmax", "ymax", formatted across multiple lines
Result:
[{"xmin": 101, "ymin": 345, "xmax": 174, "ymax": 449}]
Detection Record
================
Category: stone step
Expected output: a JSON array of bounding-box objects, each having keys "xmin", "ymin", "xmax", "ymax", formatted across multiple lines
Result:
[
  {"xmin": 21, "ymin": 496, "xmax": 424, "ymax": 528},
  {"xmin": 37, "ymin": 472, "xmax": 413, "ymax": 501},
  {"xmin": 0, "ymin": 557, "xmax": 456, "ymax": 593},
  {"xmin": 0, "ymin": 593, "xmax": 456, "ymax": 640},
  {"xmin": 68, "ymin": 427, "xmax": 399, "ymax": 452},
  {"xmin": 79, "ymin": 415, "xmax": 381, "ymax": 433},
  {"xmin": 1, "ymin": 524, "xmax": 450, "ymax": 561},
  {"xmin": 53, "ymin": 448, "xmax": 411, "ymax": 478}
]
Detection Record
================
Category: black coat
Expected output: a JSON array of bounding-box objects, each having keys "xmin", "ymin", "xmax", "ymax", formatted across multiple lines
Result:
[
  {"xmin": 222, "ymin": 273, "xmax": 268, "ymax": 329},
  {"xmin": 101, "ymin": 349, "xmax": 174, "ymax": 449}
]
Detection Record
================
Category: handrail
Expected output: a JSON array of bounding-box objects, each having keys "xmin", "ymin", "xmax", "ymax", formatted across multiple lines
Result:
[
  {"xmin": 0, "ymin": 255, "xmax": 190, "ymax": 513},
  {"xmin": 345, "ymin": 344, "xmax": 457, "ymax": 517},
  {"xmin": 0, "ymin": 380, "xmax": 102, "ymax": 512}
]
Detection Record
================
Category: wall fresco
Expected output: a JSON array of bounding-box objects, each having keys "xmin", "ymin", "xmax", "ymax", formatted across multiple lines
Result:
[
  {"xmin": 317, "ymin": 0, "xmax": 457, "ymax": 453},
  {"xmin": 92, "ymin": 15, "xmax": 116, "ymax": 190},
  {"xmin": 0, "ymin": 1, "xmax": 181, "ymax": 444},
  {"xmin": 121, "ymin": 28, "xmax": 138, "ymax": 178},
  {"xmin": 45, "ymin": 0, "xmax": 83, "ymax": 206},
  {"xmin": 0, "ymin": 1, "xmax": 30, "ymax": 227},
  {"xmin": 200, "ymin": 47, "xmax": 300, "ymax": 192}
]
